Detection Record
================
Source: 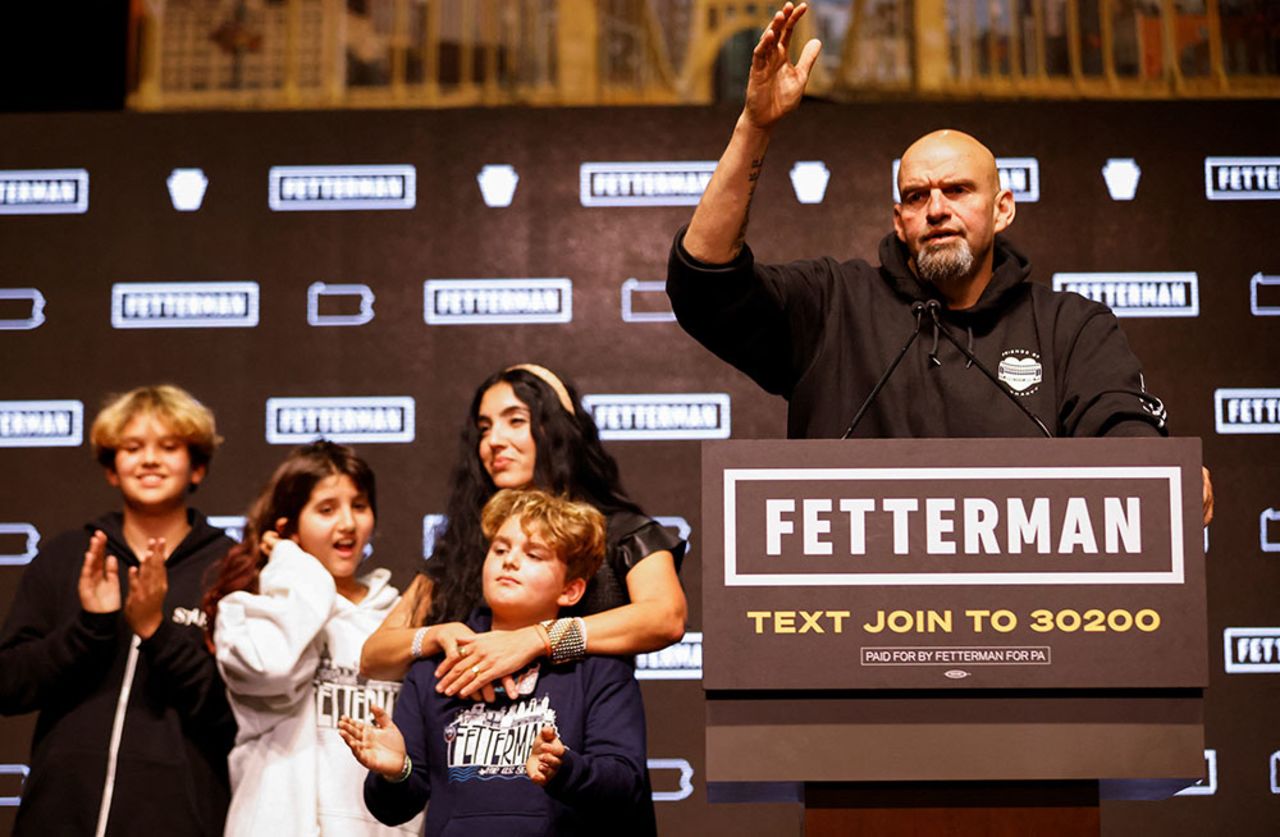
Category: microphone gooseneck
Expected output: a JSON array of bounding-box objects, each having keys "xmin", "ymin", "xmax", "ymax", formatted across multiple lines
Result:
[{"xmin": 841, "ymin": 301, "xmax": 927, "ymax": 439}]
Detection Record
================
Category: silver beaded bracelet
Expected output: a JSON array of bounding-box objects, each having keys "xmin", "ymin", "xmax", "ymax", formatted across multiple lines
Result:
[
  {"xmin": 388, "ymin": 754, "xmax": 412, "ymax": 783},
  {"xmin": 541, "ymin": 616, "xmax": 587, "ymax": 665},
  {"xmin": 410, "ymin": 626, "xmax": 428, "ymax": 659}
]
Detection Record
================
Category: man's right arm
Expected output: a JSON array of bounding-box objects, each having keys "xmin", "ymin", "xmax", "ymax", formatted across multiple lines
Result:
[{"xmin": 683, "ymin": 2, "xmax": 821, "ymax": 264}]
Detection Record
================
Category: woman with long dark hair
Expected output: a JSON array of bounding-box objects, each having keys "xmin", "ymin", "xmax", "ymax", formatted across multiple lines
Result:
[{"xmin": 360, "ymin": 364, "xmax": 686, "ymax": 696}]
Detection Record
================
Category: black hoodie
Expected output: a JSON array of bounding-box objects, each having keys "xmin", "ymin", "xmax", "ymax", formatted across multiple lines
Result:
[
  {"xmin": 667, "ymin": 230, "xmax": 1167, "ymax": 440},
  {"xmin": 0, "ymin": 510, "xmax": 236, "ymax": 837}
]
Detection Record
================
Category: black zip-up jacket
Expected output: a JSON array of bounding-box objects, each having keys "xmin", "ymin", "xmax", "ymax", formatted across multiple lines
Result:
[
  {"xmin": 0, "ymin": 510, "xmax": 236, "ymax": 836},
  {"xmin": 667, "ymin": 229, "xmax": 1167, "ymax": 439}
]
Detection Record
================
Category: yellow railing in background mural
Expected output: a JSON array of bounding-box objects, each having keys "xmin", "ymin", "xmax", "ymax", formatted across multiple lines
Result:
[{"xmin": 126, "ymin": 0, "xmax": 1280, "ymax": 109}]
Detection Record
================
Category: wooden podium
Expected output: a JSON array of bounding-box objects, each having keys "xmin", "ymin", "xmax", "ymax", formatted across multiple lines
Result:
[{"xmin": 701, "ymin": 439, "xmax": 1208, "ymax": 835}]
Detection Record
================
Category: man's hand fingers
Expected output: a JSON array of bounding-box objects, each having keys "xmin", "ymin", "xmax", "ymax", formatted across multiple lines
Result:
[
  {"xmin": 778, "ymin": 3, "xmax": 807, "ymax": 50},
  {"xmin": 796, "ymin": 38, "xmax": 823, "ymax": 81},
  {"xmin": 370, "ymin": 704, "xmax": 389, "ymax": 728}
]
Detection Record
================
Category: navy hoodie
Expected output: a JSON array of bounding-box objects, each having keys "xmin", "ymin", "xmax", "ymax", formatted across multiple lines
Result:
[
  {"xmin": 364, "ymin": 610, "xmax": 650, "ymax": 837},
  {"xmin": 667, "ymin": 229, "xmax": 1167, "ymax": 440},
  {"xmin": 0, "ymin": 510, "xmax": 236, "ymax": 836}
]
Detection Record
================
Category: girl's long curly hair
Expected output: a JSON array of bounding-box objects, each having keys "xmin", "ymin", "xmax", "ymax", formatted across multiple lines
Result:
[
  {"xmin": 422, "ymin": 367, "xmax": 640, "ymax": 623},
  {"xmin": 202, "ymin": 441, "xmax": 376, "ymax": 642}
]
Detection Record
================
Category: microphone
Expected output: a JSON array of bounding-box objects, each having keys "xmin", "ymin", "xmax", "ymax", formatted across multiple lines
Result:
[
  {"xmin": 924, "ymin": 302, "xmax": 1053, "ymax": 438},
  {"xmin": 841, "ymin": 301, "xmax": 927, "ymax": 439}
]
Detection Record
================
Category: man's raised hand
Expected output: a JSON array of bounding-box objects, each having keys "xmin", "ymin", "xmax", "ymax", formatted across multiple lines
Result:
[
  {"xmin": 744, "ymin": 3, "xmax": 823, "ymax": 131},
  {"xmin": 78, "ymin": 530, "xmax": 120, "ymax": 614}
]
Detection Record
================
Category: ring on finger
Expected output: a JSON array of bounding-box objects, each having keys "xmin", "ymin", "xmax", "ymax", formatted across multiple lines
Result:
[{"xmin": 471, "ymin": 665, "xmax": 481, "ymax": 675}]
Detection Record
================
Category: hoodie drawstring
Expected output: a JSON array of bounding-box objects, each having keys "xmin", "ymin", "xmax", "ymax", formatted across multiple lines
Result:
[
  {"xmin": 965, "ymin": 325, "xmax": 975, "ymax": 368},
  {"xmin": 926, "ymin": 301, "xmax": 942, "ymax": 367}
]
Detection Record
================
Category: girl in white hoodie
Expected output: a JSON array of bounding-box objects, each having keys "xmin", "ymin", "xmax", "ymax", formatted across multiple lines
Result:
[{"xmin": 202, "ymin": 441, "xmax": 423, "ymax": 837}]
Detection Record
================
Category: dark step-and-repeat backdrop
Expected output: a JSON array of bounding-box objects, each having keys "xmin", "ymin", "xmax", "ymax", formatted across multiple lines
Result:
[{"xmin": 1, "ymin": 100, "xmax": 1277, "ymax": 835}]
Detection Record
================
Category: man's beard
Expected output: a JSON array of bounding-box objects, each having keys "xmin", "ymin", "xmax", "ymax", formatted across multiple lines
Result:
[{"xmin": 915, "ymin": 238, "xmax": 975, "ymax": 286}]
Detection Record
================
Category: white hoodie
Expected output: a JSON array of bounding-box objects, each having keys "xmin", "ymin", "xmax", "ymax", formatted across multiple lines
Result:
[{"xmin": 215, "ymin": 540, "xmax": 423, "ymax": 837}]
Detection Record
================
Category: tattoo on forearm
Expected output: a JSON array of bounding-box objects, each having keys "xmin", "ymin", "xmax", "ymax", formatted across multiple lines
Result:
[{"xmin": 732, "ymin": 156, "xmax": 766, "ymax": 254}]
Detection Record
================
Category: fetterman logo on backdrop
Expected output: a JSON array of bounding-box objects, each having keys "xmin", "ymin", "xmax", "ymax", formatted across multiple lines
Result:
[
  {"xmin": 111, "ymin": 282, "xmax": 260, "ymax": 329},
  {"xmin": 1174, "ymin": 750, "xmax": 1218, "ymax": 796},
  {"xmin": 424, "ymin": 278, "xmax": 571, "ymax": 325},
  {"xmin": 0, "ymin": 288, "xmax": 46, "ymax": 330},
  {"xmin": 635, "ymin": 632, "xmax": 702, "ymax": 680},
  {"xmin": 893, "ymin": 158, "xmax": 1040, "ymax": 203},
  {"xmin": 0, "ymin": 169, "xmax": 88, "ymax": 215},
  {"xmin": 0, "ymin": 400, "xmax": 83, "ymax": 447},
  {"xmin": 1053, "ymin": 272, "xmax": 1199, "ymax": 318},
  {"xmin": 581, "ymin": 393, "xmax": 731, "ymax": 440},
  {"xmin": 0, "ymin": 523, "xmax": 40, "ymax": 566},
  {"xmin": 580, "ymin": 162, "xmax": 716, "ymax": 207},
  {"xmin": 1223, "ymin": 627, "xmax": 1280, "ymax": 674},
  {"xmin": 1214, "ymin": 388, "xmax": 1280, "ymax": 434},
  {"xmin": 268, "ymin": 165, "xmax": 416, "ymax": 211},
  {"xmin": 1204, "ymin": 157, "xmax": 1280, "ymax": 200},
  {"xmin": 265, "ymin": 397, "xmax": 415, "ymax": 444}
]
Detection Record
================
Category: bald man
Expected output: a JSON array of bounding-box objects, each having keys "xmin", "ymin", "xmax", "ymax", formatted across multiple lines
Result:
[{"xmin": 667, "ymin": 3, "xmax": 1171, "ymax": 444}]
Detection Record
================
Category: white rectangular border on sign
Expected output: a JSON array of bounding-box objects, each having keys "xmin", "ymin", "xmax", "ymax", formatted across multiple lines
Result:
[
  {"xmin": 583, "ymin": 393, "xmax": 731, "ymax": 440},
  {"xmin": 722, "ymin": 466, "xmax": 1184, "ymax": 586},
  {"xmin": 1214, "ymin": 388, "xmax": 1280, "ymax": 434},
  {"xmin": 0, "ymin": 168, "xmax": 89, "ymax": 215},
  {"xmin": 264, "ymin": 396, "xmax": 416, "ymax": 444},
  {"xmin": 579, "ymin": 161, "xmax": 717, "ymax": 207},
  {"xmin": 1223, "ymin": 627, "xmax": 1280, "ymax": 673},
  {"xmin": 0, "ymin": 400, "xmax": 84, "ymax": 448},
  {"xmin": 268, "ymin": 165, "xmax": 417, "ymax": 211},
  {"xmin": 423, "ymin": 278, "xmax": 572, "ymax": 325},
  {"xmin": 111, "ymin": 281, "xmax": 261, "ymax": 329},
  {"xmin": 1052, "ymin": 272, "xmax": 1200, "ymax": 318},
  {"xmin": 1204, "ymin": 156, "xmax": 1280, "ymax": 201}
]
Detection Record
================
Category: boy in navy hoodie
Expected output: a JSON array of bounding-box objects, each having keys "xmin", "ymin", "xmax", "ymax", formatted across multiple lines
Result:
[{"xmin": 340, "ymin": 488, "xmax": 649, "ymax": 836}]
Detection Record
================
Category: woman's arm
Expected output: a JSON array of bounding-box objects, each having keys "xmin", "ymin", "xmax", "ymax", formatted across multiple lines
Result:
[
  {"xmin": 359, "ymin": 574, "xmax": 475, "ymax": 681},
  {"xmin": 437, "ymin": 550, "xmax": 687, "ymax": 699}
]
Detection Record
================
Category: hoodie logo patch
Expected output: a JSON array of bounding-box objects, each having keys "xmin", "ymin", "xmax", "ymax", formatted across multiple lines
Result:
[{"xmin": 998, "ymin": 350, "xmax": 1042, "ymax": 396}]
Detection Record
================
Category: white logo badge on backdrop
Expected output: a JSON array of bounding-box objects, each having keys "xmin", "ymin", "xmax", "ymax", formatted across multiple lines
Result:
[
  {"xmin": 265, "ymin": 397, "xmax": 416, "ymax": 444},
  {"xmin": 789, "ymin": 161, "xmax": 830, "ymax": 204},
  {"xmin": 1101, "ymin": 158, "xmax": 1141, "ymax": 201},
  {"xmin": 477, "ymin": 164, "xmax": 519, "ymax": 207},
  {"xmin": 1271, "ymin": 751, "xmax": 1280, "ymax": 794},
  {"xmin": 997, "ymin": 350, "xmax": 1042, "ymax": 395},
  {"xmin": 1262, "ymin": 509, "xmax": 1280, "ymax": 553},
  {"xmin": 0, "ymin": 401, "xmax": 84, "ymax": 448},
  {"xmin": 207, "ymin": 516, "xmax": 247, "ymax": 543},
  {"xmin": 422, "ymin": 514, "xmax": 448, "ymax": 559},
  {"xmin": 0, "ymin": 523, "xmax": 40, "ymax": 566},
  {"xmin": 0, "ymin": 169, "xmax": 89, "ymax": 215},
  {"xmin": 424, "ymin": 278, "xmax": 572, "ymax": 325},
  {"xmin": 111, "ymin": 282, "xmax": 260, "ymax": 329},
  {"xmin": 1174, "ymin": 750, "xmax": 1217, "ymax": 796},
  {"xmin": 167, "ymin": 168, "xmax": 209, "ymax": 211},
  {"xmin": 635, "ymin": 632, "xmax": 702, "ymax": 681},
  {"xmin": 582, "ymin": 393, "xmax": 731, "ymax": 440},
  {"xmin": 580, "ymin": 162, "xmax": 716, "ymax": 207},
  {"xmin": 1204, "ymin": 157, "xmax": 1280, "ymax": 200},
  {"xmin": 1223, "ymin": 627, "xmax": 1280, "ymax": 673},
  {"xmin": 0, "ymin": 288, "xmax": 46, "ymax": 330},
  {"xmin": 268, "ymin": 165, "xmax": 416, "ymax": 211},
  {"xmin": 620, "ymin": 278, "xmax": 675, "ymax": 323},
  {"xmin": 647, "ymin": 759, "xmax": 695, "ymax": 802},
  {"xmin": 1053, "ymin": 272, "xmax": 1199, "ymax": 318},
  {"xmin": 893, "ymin": 158, "xmax": 1040, "ymax": 203},
  {"xmin": 1251, "ymin": 273, "xmax": 1280, "ymax": 316},
  {"xmin": 308, "ymin": 282, "xmax": 375, "ymax": 327},
  {"xmin": 1214, "ymin": 388, "xmax": 1280, "ymax": 434}
]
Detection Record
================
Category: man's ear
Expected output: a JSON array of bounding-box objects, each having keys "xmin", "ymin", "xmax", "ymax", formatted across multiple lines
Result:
[
  {"xmin": 189, "ymin": 463, "xmax": 207, "ymax": 489},
  {"xmin": 892, "ymin": 203, "xmax": 906, "ymax": 243},
  {"xmin": 993, "ymin": 188, "xmax": 1016, "ymax": 234},
  {"xmin": 557, "ymin": 576, "xmax": 587, "ymax": 608},
  {"xmin": 104, "ymin": 466, "xmax": 121, "ymax": 488}
]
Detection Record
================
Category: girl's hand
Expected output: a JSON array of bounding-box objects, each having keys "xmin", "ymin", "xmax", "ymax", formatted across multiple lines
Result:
[
  {"xmin": 525, "ymin": 726, "xmax": 565, "ymax": 786},
  {"xmin": 435, "ymin": 627, "xmax": 542, "ymax": 700},
  {"xmin": 338, "ymin": 704, "xmax": 407, "ymax": 780}
]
